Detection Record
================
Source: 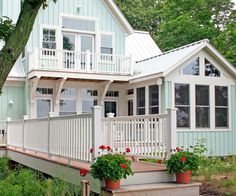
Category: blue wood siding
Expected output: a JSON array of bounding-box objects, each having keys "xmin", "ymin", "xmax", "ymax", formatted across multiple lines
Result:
[
  {"xmin": 1, "ymin": 0, "xmax": 21, "ymax": 23},
  {"xmin": 0, "ymin": 86, "xmax": 25, "ymax": 120},
  {"xmin": 27, "ymin": 0, "xmax": 126, "ymax": 55},
  {"xmin": 164, "ymin": 82, "xmax": 236, "ymax": 156}
]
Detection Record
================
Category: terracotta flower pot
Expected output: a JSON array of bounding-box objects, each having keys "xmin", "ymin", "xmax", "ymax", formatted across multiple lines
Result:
[
  {"xmin": 175, "ymin": 170, "xmax": 192, "ymax": 184},
  {"xmin": 105, "ymin": 179, "xmax": 121, "ymax": 189}
]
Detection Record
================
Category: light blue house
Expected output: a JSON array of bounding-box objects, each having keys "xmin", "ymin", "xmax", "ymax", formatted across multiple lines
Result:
[{"xmin": 0, "ymin": 0, "xmax": 236, "ymax": 156}]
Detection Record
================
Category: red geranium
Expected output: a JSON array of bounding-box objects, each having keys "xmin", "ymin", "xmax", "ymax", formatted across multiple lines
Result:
[
  {"xmin": 176, "ymin": 147, "xmax": 180, "ymax": 152},
  {"xmin": 180, "ymin": 157, "xmax": 186, "ymax": 163},
  {"xmin": 106, "ymin": 146, "xmax": 112, "ymax": 151},
  {"xmin": 90, "ymin": 147, "xmax": 94, "ymax": 153},
  {"xmin": 125, "ymin": 147, "xmax": 131, "ymax": 153},
  {"xmin": 99, "ymin": 145, "xmax": 106, "ymax": 150},
  {"xmin": 157, "ymin": 160, "xmax": 163, "ymax": 164},
  {"xmin": 120, "ymin": 163, "xmax": 127, "ymax": 169},
  {"xmin": 80, "ymin": 169, "xmax": 88, "ymax": 177}
]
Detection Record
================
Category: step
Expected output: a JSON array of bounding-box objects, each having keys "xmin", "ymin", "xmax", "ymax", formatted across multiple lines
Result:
[
  {"xmin": 102, "ymin": 182, "xmax": 201, "ymax": 196},
  {"xmin": 121, "ymin": 161, "xmax": 175, "ymax": 186}
]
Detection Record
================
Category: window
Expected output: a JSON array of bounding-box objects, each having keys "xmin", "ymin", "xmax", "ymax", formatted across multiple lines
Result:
[
  {"xmin": 101, "ymin": 35, "xmax": 113, "ymax": 55},
  {"xmin": 36, "ymin": 88, "xmax": 53, "ymax": 95},
  {"xmin": 205, "ymin": 58, "xmax": 220, "ymax": 77},
  {"xmin": 60, "ymin": 88, "xmax": 76, "ymax": 116},
  {"xmin": 183, "ymin": 58, "xmax": 199, "ymax": 75},
  {"xmin": 175, "ymin": 84, "xmax": 190, "ymax": 128},
  {"xmin": 215, "ymin": 86, "xmax": 228, "ymax": 128},
  {"xmin": 42, "ymin": 29, "xmax": 56, "ymax": 49},
  {"xmin": 137, "ymin": 87, "xmax": 145, "ymax": 115},
  {"xmin": 37, "ymin": 99, "xmax": 51, "ymax": 118},
  {"xmin": 196, "ymin": 85, "xmax": 209, "ymax": 128},
  {"xmin": 62, "ymin": 18, "xmax": 96, "ymax": 32},
  {"xmin": 106, "ymin": 91, "xmax": 119, "ymax": 97},
  {"xmin": 149, "ymin": 85, "xmax": 159, "ymax": 114},
  {"xmin": 128, "ymin": 100, "xmax": 133, "ymax": 116},
  {"xmin": 127, "ymin": 89, "xmax": 134, "ymax": 95},
  {"xmin": 81, "ymin": 89, "xmax": 98, "ymax": 113}
]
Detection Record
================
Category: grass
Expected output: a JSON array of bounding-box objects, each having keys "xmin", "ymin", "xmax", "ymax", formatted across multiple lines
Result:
[
  {"xmin": 193, "ymin": 156, "xmax": 236, "ymax": 195},
  {"xmin": 0, "ymin": 158, "xmax": 81, "ymax": 196}
]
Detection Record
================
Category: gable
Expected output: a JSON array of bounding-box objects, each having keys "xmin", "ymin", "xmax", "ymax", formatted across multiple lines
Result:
[{"xmin": 166, "ymin": 49, "xmax": 235, "ymax": 85}]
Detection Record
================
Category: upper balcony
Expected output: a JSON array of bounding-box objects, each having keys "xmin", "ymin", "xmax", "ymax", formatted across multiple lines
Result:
[{"xmin": 28, "ymin": 48, "xmax": 133, "ymax": 80}]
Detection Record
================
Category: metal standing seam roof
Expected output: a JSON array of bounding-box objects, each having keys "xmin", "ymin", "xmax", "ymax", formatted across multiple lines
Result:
[
  {"xmin": 126, "ymin": 31, "xmax": 162, "ymax": 62},
  {"xmin": 131, "ymin": 39, "xmax": 210, "ymax": 80},
  {"xmin": 8, "ymin": 57, "xmax": 26, "ymax": 78}
]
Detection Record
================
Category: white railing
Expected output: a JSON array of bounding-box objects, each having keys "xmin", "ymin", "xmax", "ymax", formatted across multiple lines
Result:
[
  {"xmin": 0, "ymin": 121, "xmax": 6, "ymax": 146},
  {"xmin": 6, "ymin": 106, "xmax": 103, "ymax": 162},
  {"xmin": 102, "ymin": 109, "xmax": 177, "ymax": 159},
  {"xmin": 29, "ymin": 48, "xmax": 133, "ymax": 75}
]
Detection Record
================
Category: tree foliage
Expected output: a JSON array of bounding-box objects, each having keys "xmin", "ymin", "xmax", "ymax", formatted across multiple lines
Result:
[
  {"xmin": 0, "ymin": 0, "xmax": 57, "ymax": 93},
  {"xmin": 115, "ymin": 0, "xmax": 236, "ymax": 66}
]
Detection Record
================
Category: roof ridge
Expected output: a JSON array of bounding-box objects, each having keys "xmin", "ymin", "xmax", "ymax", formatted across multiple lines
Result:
[{"xmin": 136, "ymin": 39, "xmax": 209, "ymax": 63}]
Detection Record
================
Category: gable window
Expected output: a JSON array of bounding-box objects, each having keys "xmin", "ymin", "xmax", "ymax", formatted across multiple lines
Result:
[
  {"xmin": 149, "ymin": 85, "xmax": 159, "ymax": 114},
  {"xmin": 62, "ymin": 18, "xmax": 96, "ymax": 32},
  {"xmin": 183, "ymin": 58, "xmax": 199, "ymax": 75},
  {"xmin": 136, "ymin": 87, "xmax": 145, "ymax": 115},
  {"xmin": 60, "ymin": 88, "xmax": 77, "ymax": 116},
  {"xmin": 175, "ymin": 84, "xmax": 190, "ymax": 128},
  {"xmin": 196, "ymin": 85, "xmax": 210, "ymax": 128},
  {"xmin": 42, "ymin": 29, "xmax": 56, "ymax": 49},
  {"xmin": 215, "ymin": 86, "xmax": 228, "ymax": 128},
  {"xmin": 205, "ymin": 58, "xmax": 220, "ymax": 77}
]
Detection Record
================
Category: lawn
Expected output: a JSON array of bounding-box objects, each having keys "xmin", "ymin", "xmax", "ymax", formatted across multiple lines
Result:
[{"xmin": 193, "ymin": 156, "xmax": 236, "ymax": 195}]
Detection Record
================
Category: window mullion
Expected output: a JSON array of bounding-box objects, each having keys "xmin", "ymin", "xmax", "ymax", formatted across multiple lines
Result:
[{"xmin": 210, "ymin": 85, "xmax": 215, "ymax": 129}]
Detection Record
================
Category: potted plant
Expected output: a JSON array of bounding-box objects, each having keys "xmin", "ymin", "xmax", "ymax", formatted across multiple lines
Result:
[
  {"xmin": 90, "ymin": 146, "xmax": 133, "ymax": 189},
  {"xmin": 165, "ymin": 146, "xmax": 200, "ymax": 184}
]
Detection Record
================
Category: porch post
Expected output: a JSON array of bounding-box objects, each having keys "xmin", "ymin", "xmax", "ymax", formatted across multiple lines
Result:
[
  {"xmin": 166, "ymin": 108, "xmax": 177, "ymax": 158},
  {"xmin": 106, "ymin": 113, "xmax": 114, "ymax": 147},
  {"xmin": 92, "ymin": 106, "xmax": 102, "ymax": 159},
  {"xmin": 23, "ymin": 115, "xmax": 29, "ymax": 151},
  {"xmin": 6, "ymin": 117, "xmax": 12, "ymax": 147}
]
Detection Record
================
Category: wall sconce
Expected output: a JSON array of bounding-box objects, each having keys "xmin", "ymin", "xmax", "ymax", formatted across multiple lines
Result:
[
  {"xmin": 9, "ymin": 99, "xmax": 14, "ymax": 105},
  {"xmin": 77, "ymin": 5, "xmax": 83, "ymax": 12}
]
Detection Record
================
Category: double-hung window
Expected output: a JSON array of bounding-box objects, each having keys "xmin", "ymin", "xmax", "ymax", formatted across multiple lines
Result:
[
  {"xmin": 215, "ymin": 86, "xmax": 228, "ymax": 128},
  {"xmin": 175, "ymin": 84, "xmax": 190, "ymax": 128},
  {"xmin": 81, "ymin": 89, "xmax": 98, "ymax": 113},
  {"xmin": 42, "ymin": 29, "xmax": 56, "ymax": 50},
  {"xmin": 60, "ymin": 88, "xmax": 77, "ymax": 116},
  {"xmin": 101, "ymin": 35, "xmax": 113, "ymax": 61},
  {"xmin": 196, "ymin": 85, "xmax": 210, "ymax": 128}
]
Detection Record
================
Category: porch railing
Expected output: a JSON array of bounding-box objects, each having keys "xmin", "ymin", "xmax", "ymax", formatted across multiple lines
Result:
[
  {"xmin": 29, "ymin": 48, "xmax": 133, "ymax": 75},
  {"xmin": 102, "ymin": 109, "xmax": 177, "ymax": 159},
  {"xmin": 4, "ymin": 107, "xmax": 176, "ymax": 162}
]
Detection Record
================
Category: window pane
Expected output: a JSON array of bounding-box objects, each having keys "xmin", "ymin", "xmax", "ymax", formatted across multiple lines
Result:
[
  {"xmin": 183, "ymin": 58, "xmax": 199, "ymax": 75},
  {"xmin": 177, "ymin": 107, "xmax": 190, "ymax": 128},
  {"xmin": 127, "ymin": 89, "xmax": 134, "ymax": 95},
  {"xmin": 63, "ymin": 34, "xmax": 75, "ymax": 51},
  {"xmin": 215, "ymin": 86, "xmax": 228, "ymax": 106},
  {"xmin": 82, "ymin": 99, "xmax": 97, "ymax": 113},
  {"xmin": 42, "ymin": 29, "xmax": 56, "ymax": 49},
  {"xmin": 81, "ymin": 36, "xmax": 93, "ymax": 52},
  {"xmin": 137, "ymin": 87, "xmax": 145, "ymax": 108},
  {"xmin": 196, "ymin": 85, "xmax": 209, "ymax": 106},
  {"xmin": 128, "ymin": 100, "xmax": 133, "ymax": 116},
  {"xmin": 205, "ymin": 59, "xmax": 220, "ymax": 77},
  {"xmin": 62, "ymin": 18, "xmax": 95, "ymax": 32},
  {"xmin": 149, "ymin": 85, "xmax": 159, "ymax": 114},
  {"xmin": 104, "ymin": 101, "xmax": 117, "ymax": 117},
  {"xmin": 60, "ymin": 100, "xmax": 76, "ymax": 116},
  {"xmin": 175, "ymin": 84, "xmax": 189, "ymax": 105},
  {"xmin": 101, "ymin": 34, "xmax": 113, "ymax": 54},
  {"xmin": 215, "ymin": 108, "xmax": 228, "ymax": 127},
  {"xmin": 37, "ymin": 99, "xmax": 51, "ymax": 118},
  {"xmin": 61, "ymin": 88, "xmax": 76, "ymax": 97},
  {"xmin": 81, "ymin": 89, "xmax": 97, "ymax": 97},
  {"xmin": 149, "ymin": 107, "xmax": 159, "ymax": 114},
  {"xmin": 196, "ymin": 107, "xmax": 209, "ymax": 128},
  {"xmin": 137, "ymin": 108, "xmax": 145, "ymax": 115}
]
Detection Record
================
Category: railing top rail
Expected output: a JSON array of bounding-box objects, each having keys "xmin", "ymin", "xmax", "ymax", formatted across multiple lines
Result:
[
  {"xmin": 102, "ymin": 113, "xmax": 168, "ymax": 121},
  {"xmin": 8, "ymin": 120, "xmax": 24, "ymax": 124}
]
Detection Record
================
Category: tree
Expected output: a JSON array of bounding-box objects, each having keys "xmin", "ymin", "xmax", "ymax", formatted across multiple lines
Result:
[
  {"xmin": 115, "ymin": 0, "xmax": 236, "ymax": 66},
  {"xmin": 0, "ymin": 0, "xmax": 56, "ymax": 93}
]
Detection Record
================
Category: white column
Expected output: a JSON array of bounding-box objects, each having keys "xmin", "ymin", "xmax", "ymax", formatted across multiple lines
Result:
[
  {"xmin": 107, "ymin": 113, "xmax": 114, "ymax": 147},
  {"xmin": 166, "ymin": 108, "xmax": 177, "ymax": 158},
  {"xmin": 92, "ymin": 106, "xmax": 102, "ymax": 159}
]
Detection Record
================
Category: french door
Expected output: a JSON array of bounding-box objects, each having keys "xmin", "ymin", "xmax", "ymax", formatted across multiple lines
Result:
[{"xmin": 63, "ymin": 33, "xmax": 94, "ymax": 70}]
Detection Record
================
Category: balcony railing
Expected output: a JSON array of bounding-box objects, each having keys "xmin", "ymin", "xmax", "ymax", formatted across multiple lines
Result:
[{"xmin": 29, "ymin": 48, "xmax": 133, "ymax": 75}]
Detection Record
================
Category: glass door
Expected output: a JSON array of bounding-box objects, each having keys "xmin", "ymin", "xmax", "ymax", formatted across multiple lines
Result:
[
  {"xmin": 80, "ymin": 35, "xmax": 93, "ymax": 70},
  {"xmin": 37, "ymin": 99, "xmax": 51, "ymax": 118}
]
